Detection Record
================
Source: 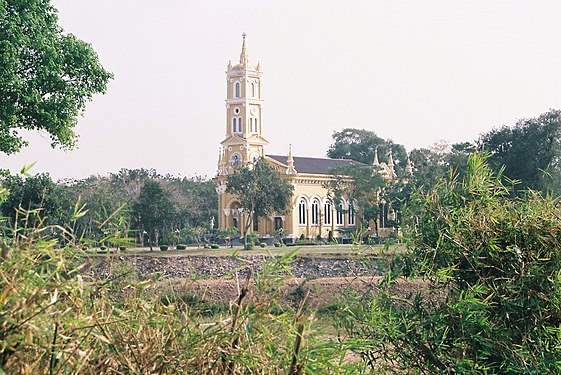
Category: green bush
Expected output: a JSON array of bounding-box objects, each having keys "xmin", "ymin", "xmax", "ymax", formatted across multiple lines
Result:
[
  {"xmin": 160, "ymin": 245, "xmax": 169, "ymax": 251},
  {"xmin": 119, "ymin": 246, "xmax": 126, "ymax": 251},
  {"xmin": 260, "ymin": 242, "xmax": 267, "ymax": 248},
  {"xmin": 210, "ymin": 243, "xmax": 219, "ymax": 249},
  {"xmin": 343, "ymin": 153, "xmax": 561, "ymax": 373},
  {"xmin": 176, "ymin": 244, "xmax": 187, "ymax": 250},
  {"xmin": 273, "ymin": 242, "xmax": 281, "ymax": 248},
  {"xmin": 0, "ymin": 213, "xmax": 359, "ymax": 374}
]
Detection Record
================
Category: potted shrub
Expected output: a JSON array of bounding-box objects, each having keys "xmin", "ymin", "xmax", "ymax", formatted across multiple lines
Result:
[
  {"xmin": 177, "ymin": 244, "xmax": 187, "ymax": 250},
  {"xmin": 260, "ymin": 242, "xmax": 267, "ymax": 248},
  {"xmin": 210, "ymin": 243, "xmax": 220, "ymax": 249},
  {"xmin": 160, "ymin": 245, "xmax": 169, "ymax": 251}
]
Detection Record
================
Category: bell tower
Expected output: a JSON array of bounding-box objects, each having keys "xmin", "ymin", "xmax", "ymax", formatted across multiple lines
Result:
[{"xmin": 217, "ymin": 34, "xmax": 268, "ymax": 176}]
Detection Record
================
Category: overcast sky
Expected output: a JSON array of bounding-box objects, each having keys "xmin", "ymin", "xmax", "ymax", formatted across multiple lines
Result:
[{"xmin": 1, "ymin": 0, "xmax": 560, "ymax": 181}]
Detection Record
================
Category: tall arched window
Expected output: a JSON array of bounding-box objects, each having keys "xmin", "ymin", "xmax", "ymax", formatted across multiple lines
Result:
[
  {"xmin": 311, "ymin": 199, "xmax": 320, "ymax": 225},
  {"xmin": 298, "ymin": 199, "xmax": 307, "ymax": 225},
  {"xmin": 336, "ymin": 203, "xmax": 344, "ymax": 225},
  {"xmin": 251, "ymin": 83, "xmax": 255, "ymax": 97},
  {"xmin": 232, "ymin": 118, "xmax": 238, "ymax": 133},
  {"xmin": 324, "ymin": 200, "xmax": 332, "ymax": 225},
  {"xmin": 235, "ymin": 82, "xmax": 241, "ymax": 98},
  {"xmin": 249, "ymin": 118, "xmax": 257, "ymax": 133},
  {"xmin": 238, "ymin": 117, "xmax": 243, "ymax": 132}
]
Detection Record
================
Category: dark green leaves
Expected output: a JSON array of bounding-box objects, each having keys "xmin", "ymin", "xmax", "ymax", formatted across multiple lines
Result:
[
  {"xmin": 0, "ymin": 0, "xmax": 113, "ymax": 153},
  {"xmin": 226, "ymin": 158, "xmax": 294, "ymax": 234}
]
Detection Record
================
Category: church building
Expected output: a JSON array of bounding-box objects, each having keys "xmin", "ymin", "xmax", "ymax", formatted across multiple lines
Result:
[{"xmin": 215, "ymin": 36, "xmax": 405, "ymax": 241}]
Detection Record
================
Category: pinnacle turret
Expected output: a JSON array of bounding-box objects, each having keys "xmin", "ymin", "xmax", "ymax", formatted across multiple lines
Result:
[{"xmin": 286, "ymin": 144, "xmax": 297, "ymax": 175}]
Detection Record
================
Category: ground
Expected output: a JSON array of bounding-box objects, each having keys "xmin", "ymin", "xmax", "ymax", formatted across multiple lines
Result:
[{"xmin": 93, "ymin": 243, "xmax": 421, "ymax": 310}]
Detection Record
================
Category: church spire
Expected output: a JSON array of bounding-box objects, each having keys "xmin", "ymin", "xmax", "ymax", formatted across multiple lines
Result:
[
  {"xmin": 240, "ymin": 33, "xmax": 248, "ymax": 66},
  {"xmin": 387, "ymin": 149, "xmax": 396, "ymax": 179},
  {"xmin": 373, "ymin": 147, "xmax": 380, "ymax": 166},
  {"xmin": 286, "ymin": 144, "xmax": 297, "ymax": 175},
  {"xmin": 405, "ymin": 155, "xmax": 413, "ymax": 177}
]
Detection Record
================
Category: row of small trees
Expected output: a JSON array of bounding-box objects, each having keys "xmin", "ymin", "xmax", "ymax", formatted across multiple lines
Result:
[
  {"xmin": 324, "ymin": 109, "xmax": 561, "ymax": 238},
  {"xmin": 0, "ymin": 168, "xmax": 217, "ymax": 248}
]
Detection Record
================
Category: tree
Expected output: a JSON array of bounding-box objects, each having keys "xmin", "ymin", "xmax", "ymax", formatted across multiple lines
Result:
[
  {"xmin": 326, "ymin": 164, "xmax": 386, "ymax": 236},
  {"xmin": 133, "ymin": 180, "xmax": 173, "ymax": 250},
  {"xmin": 327, "ymin": 128, "xmax": 408, "ymax": 176},
  {"xmin": 409, "ymin": 141, "xmax": 475, "ymax": 191},
  {"xmin": 478, "ymin": 109, "xmax": 561, "ymax": 195},
  {"xmin": 0, "ymin": 0, "xmax": 113, "ymax": 153},
  {"xmin": 226, "ymin": 158, "xmax": 293, "ymax": 249},
  {"xmin": 0, "ymin": 172, "xmax": 72, "ymax": 227},
  {"xmin": 159, "ymin": 176, "xmax": 217, "ymax": 229}
]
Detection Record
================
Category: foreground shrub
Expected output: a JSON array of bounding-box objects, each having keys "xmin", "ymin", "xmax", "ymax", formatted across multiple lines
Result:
[
  {"xmin": 342, "ymin": 153, "xmax": 561, "ymax": 373},
  {"xmin": 0, "ymin": 222, "xmax": 361, "ymax": 373}
]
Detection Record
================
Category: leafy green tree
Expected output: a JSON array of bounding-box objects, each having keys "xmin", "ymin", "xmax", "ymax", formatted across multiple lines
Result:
[
  {"xmin": 344, "ymin": 153, "xmax": 561, "ymax": 373},
  {"xmin": 133, "ymin": 179, "xmax": 173, "ymax": 250},
  {"xmin": 0, "ymin": 0, "xmax": 113, "ymax": 153},
  {"xmin": 327, "ymin": 128, "xmax": 408, "ymax": 176},
  {"xmin": 478, "ymin": 109, "xmax": 561, "ymax": 194},
  {"xmin": 64, "ymin": 175, "xmax": 130, "ymax": 243},
  {"xmin": 408, "ymin": 141, "xmax": 475, "ymax": 192},
  {"xmin": 326, "ymin": 164, "xmax": 386, "ymax": 235},
  {"xmin": 226, "ymin": 158, "xmax": 293, "ymax": 249},
  {"xmin": 160, "ymin": 176, "xmax": 217, "ymax": 229},
  {"xmin": 0, "ymin": 172, "xmax": 72, "ymax": 227}
]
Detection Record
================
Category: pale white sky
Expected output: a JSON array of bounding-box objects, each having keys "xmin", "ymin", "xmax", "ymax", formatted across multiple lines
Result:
[{"xmin": 1, "ymin": 0, "xmax": 561, "ymax": 181}]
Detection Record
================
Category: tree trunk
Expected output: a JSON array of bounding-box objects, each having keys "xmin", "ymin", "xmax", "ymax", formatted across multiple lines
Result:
[{"xmin": 243, "ymin": 213, "xmax": 252, "ymax": 250}]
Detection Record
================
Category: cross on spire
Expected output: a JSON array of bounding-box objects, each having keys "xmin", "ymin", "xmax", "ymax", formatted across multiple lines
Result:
[{"xmin": 240, "ymin": 32, "xmax": 248, "ymax": 64}]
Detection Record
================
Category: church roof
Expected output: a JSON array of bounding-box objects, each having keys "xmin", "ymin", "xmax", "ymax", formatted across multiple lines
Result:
[{"xmin": 266, "ymin": 155, "xmax": 362, "ymax": 175}]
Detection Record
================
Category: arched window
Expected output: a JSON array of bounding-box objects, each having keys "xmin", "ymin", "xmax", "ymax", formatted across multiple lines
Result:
[
  {"xmin": 238, "ymin": 117, "xmax": 243, "ymax": 132},
  {"xmin": 235, "ymin": 82, "xmax": 241, "ymax": 98},
  {"xmin": 348, "ymin": 204, "xmax": 356, "ymax": 226},
  {"xmin": 251, "ymin": 83, "xmax": 255, "ymax": 97},
  {"xmin": 249, "ymin": 118, "xmax": 257, "ymax": 133},
  {"xmin": 336, "ymin": 203, "xmax": 344, "ymax": 225},
  {"xmin": 298, "ymin": 199, "xmax": 307, "ymax": 225},
  {"xmin": 232, "ymin": 118, "xmax": 238, "ymax": 133},
  {"xmin": 324, "ymin": 200, "xmax": 332, "ymax": 225},
  {"xmin": 311, "ymin": 199, "xmax": 320, "ymax": 225}
]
